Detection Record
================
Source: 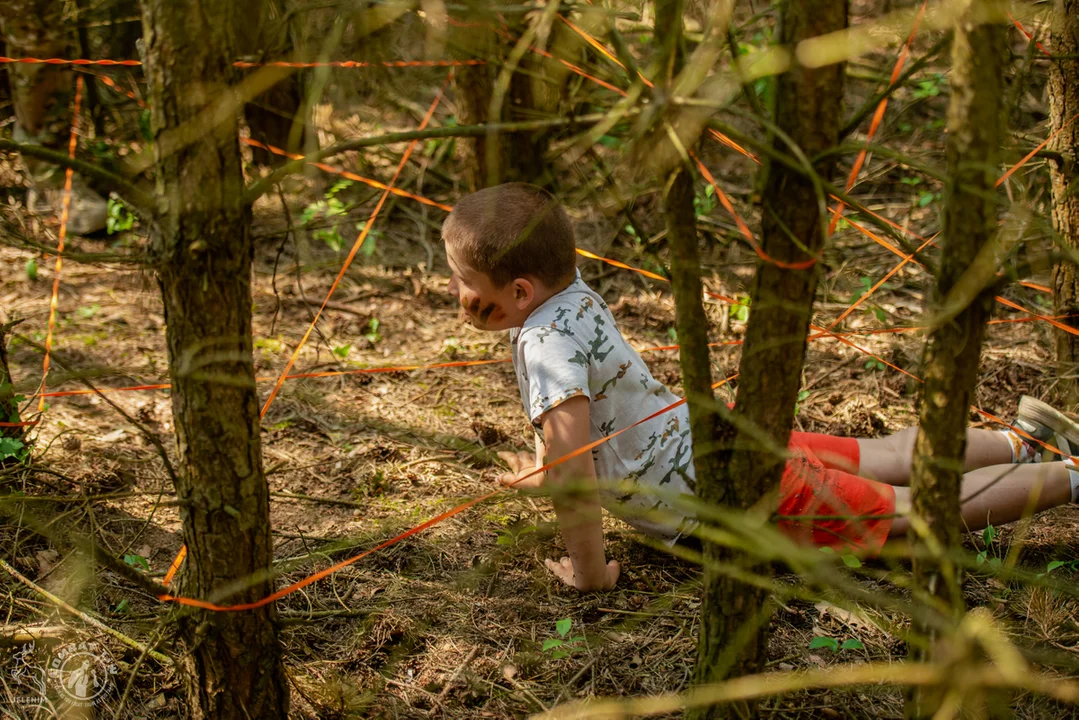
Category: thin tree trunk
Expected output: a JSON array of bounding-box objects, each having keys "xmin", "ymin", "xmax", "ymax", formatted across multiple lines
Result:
[
  {"xmin": 677, "ymin": 0, "xmax": 846, "ymax": 716},
  {"xmin": 1050, "ymin": 0, "xmax": 1079, "ymax": 408},
  {"xmin": 234, "ymin": 0, "xmax": 312, "ymax": 166},
  {"xmin": 906, "ymin": 2, "xmax": 1004, "ymax": 717},
  {"xmin": 140, "ymin": 1, "xmax": 288, "ymax": 718},
  {"xmin": 0, "ymin": 0, "xmax": 73, "ymax": 186},
  {"xmin": 452, "ymin": 5, "xmax": 568, "ymax": 189}
]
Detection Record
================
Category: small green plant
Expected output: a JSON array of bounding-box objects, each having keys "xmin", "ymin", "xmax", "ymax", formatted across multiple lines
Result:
[
  {"xmin": 864, "ymin": 358, "xmax": 886, "ymax": 372},
  {"xmin": 106, "ymin": 197, "xmax": 135, "ymax": 235},
  {"xmin": 693, "ymin": 184, "xmax": 716, "ymax": 218},
  {"xmin": 794, "ymin": 390, "xmax": 810, "ymax": 416},
  {"xmin": 624, "ymin": 224, "xmax": 638, "ymax": 242},
  {"xmin": 25, "ymin": 258, "xmax": 37, "ymax": 281},
  {"xmin": 850, "ymin": 277, "xmax": 889, "ymax": 323},
  {"xmin": 0, "ymin": 436, "xmax": 26, "ymax": 463},
  {"xmin": 916, "ymin": 190, "xmax": 939, "ymax": 208},
  {"xmin": 976, "ymin": 524, "xmax": 1002, "ymax": 569},
  {"xmin": 729, "ymin": 296, "xmax": 750, "ymax": 324},
  {"xmin": 809, "ymin": 636, "xmax": 865, "ymax": 652},
  {"xmin": 667, "ymin": 327, "xmax": 678, "ymax": 342},
  {"xmin": 912, "ymin": 73, "xmax": 945, "ymax": 100},
  {"xmin": 495, "ymin": 522, "xmax": 537, "ymax": 547},
  {"xmin": 1045, "ymin": 558, "xmax": 1079, "ymax": 575},
  {"xmin": 301, "ymin": 179, "xmax": 353, "ymax": 252},
  {"xmin": 441, "ymin": 337, "xmax": 461, "ymax": 358},
  {"xmin": 363, "ymin": 318, "xmax": 381, "ymax": 344},
  {"xmin": 332, "ymin": 344, "xmax": 351, "ymax": 360},
  {"xmin": 123, "ymin": 553, "xmax": 150, "ymax": 572},
  {"xmin": 357, "ymin": 221, "xmax": 383, "ymax": 257},
  {"xmin": 542, "ymin": 618, "xmax": 587, "ymax": 660},
  {"xmin": 76, "ymin": 304, "xmax": 100, "ymax": 319},
  {"xmin": 900, "ymin": 176, "xmax": 923, "ymax": 187}
]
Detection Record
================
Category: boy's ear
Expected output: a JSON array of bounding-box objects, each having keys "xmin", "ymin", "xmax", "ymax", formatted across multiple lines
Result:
[{"xmin": 512, "ymin": 277, "xmax": 535, "ymax": 309}]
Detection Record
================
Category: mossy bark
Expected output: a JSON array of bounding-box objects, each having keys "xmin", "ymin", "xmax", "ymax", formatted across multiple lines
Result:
[
  {"xmin": 906, "ymin": 2, "xmax": 1005, "ymax": 717},
  {"xmin": 1050, "ymin": 0, "xmax": 1079, "ymax": 409},
  {"xmin": 141, "ymin": 1, "xmax": 288, "ymax": 717}
]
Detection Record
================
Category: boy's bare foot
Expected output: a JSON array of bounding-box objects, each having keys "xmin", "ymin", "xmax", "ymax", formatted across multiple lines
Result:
[
  {"xmin": 1015, "ymin": 395, "xmax": 1079, "ymax": 461},
  {"xmin": 544, "ymin": 557, "xmax": 620, "ymax": 591}
]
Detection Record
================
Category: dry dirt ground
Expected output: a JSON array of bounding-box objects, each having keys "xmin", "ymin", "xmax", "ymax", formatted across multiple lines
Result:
[{"xmin": 2, "ymin": 14, "xmax": 1079, "ymax": 720}]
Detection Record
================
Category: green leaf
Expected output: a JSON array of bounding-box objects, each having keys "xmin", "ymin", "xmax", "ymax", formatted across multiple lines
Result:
[
  {"xmin": 551, "ymin": 649, "xmax": 569, "ymax": 660},
  {"xmin": 542, "ymin": 638, "xmax": 563, "ymax": 651},
  {"xmin": 988, "ymin": 557, "xmax": 1002, "ymax": 569},
  {"xmin": 819, "ymin": 546, "xmax": 835, "ymax": 555},
  {"xmin": 123, "ymin": 553, "xmax": 150, "ymax": 572},
  {"xmin": 983, "ymin": 525, "xmax": 996, "ymax": 547},
  {"xmin": 976, "ymin": 552, "xmax": 986, "ymax": 565},
  {"xmin": 841, "ymin": 554, "xmax": 862, "ymax": 569},
  {"xmin": 1047, "ymin": 560, "xmax": 1067, "ymax": 573},
  {"xmin": 25, "ymin": 258, "xmax": 37, "ymax": 281},
  {"xmin": 555, "ymin": 618, "xmax": 572, "ymax": 638},
  {"xmin": 917, "ymin": 191, "xmax": 935, "ymax": 208},
  {"xmin": 840, "ymin": 638, "xmax": 865, "ymax": 651},
  {"xmin": 809, "ymin": 636, "xmax": 839, "ymax": 652},
  {"xmin": 496, "ymin": 534, "xmax": 513, "ymax": 546},
  {"xmin": 114, "ymin": 598, "xmax": 130, "ymax": 615},
  {"xmin": 667, "ymin": 327, "xmax": 677, "ymax": 342},
  {"xmin": 332, "ymin": 344, "xmax": 351, "ymax": 359},
  {"xmin": 0, "ymin": 436, "xmax": 24, "ymax": 460},
  {"xmin": 598, "ymin": 134, "xmax": 620, "ymax": 149}
]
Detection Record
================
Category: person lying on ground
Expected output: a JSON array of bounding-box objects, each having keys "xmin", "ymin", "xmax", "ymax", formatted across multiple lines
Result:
[{"xmin": 441, "ymin": 182, "xmax": 1079, "ymax": 592}]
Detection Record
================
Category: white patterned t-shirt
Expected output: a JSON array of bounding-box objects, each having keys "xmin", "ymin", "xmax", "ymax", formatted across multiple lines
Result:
[{"xmin": 510, "ymin": 271, "xmax": 696, "ymax": 539}]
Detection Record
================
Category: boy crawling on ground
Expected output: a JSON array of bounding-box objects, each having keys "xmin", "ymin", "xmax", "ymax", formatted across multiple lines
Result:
[{"xmin": 442, "ymin": 182, "xmax": 1079, "ymax": 591}]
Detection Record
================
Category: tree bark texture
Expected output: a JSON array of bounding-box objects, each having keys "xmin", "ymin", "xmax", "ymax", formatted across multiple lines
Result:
[
  {"xmin": 141, "ymin": 1, "xmax": 288, "ymax": 718},
  {"xmin": 906, "ymin": 3, "xmax": 1004, "ymax": 717},
  {"xmin": 452, "ymin": 5, "xmax": 574, "ymax": 189},
  {"xmin": 0, "ymin": 0, "xmax": 73, "ymax": 185},
  {"xmin": 1050, "ymin": 0, "xmax": 1079, "ymax": 409},
  {"xmin": 232, "ymin": 0, "xmax": 313, "ymax": 166}
]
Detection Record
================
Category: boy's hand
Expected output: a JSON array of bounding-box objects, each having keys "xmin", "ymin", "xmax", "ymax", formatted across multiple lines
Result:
[
  {"xmin": 544, "ymin": 557, "xmax": 620, "ymax": 591},
  {"xmin": 496, "ymin": 450, "xmax": 544, "ymax": 490}
]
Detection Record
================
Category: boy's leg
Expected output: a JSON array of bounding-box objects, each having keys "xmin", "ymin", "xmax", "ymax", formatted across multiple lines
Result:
[
  {"xmin": 857, "ymin": 396, "xmax": 1079, "ymax": 486},
  {"xmin": 888, "ymin": 462, "xmax": 1074, "ymax": 535},
  {"xmin": 856, "ymin": 427, "xmax": 1013, "ymax": 486}
]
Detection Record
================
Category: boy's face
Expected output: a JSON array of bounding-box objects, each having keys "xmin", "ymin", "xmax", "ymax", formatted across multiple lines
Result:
[{"xmin": 445, "ymin": 242, "xmax": 533, "ymax": 331}]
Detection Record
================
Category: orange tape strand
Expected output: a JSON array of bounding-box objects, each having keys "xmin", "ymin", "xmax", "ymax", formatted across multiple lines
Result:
[
  {"xmin": 828, "ymin": 1, "xmax": 926, "ymax": 236},
  {"xmin": 1008, "ymin": 13, "xmax": 1051, "ymax": 56},
  {"xmin": 158, "ymin": 372, "xmax": 736, "ymax": 610},
  {"xmin": 0, "ymin": 56, "xmax": 483, "ymax": 69},
  {"xmin": 695, "ymin": 155, "xmax": 816, "ymax": 270},
  {"xmin": 259, "ymin": 74, "xmax": 451, "ymax": 420},
  {"xmin": 240, "ymin": 138, "xmax": 453, "ymax": 212},
  {"xmin": 38, "ymin": 76, "xmax": 83, "ymax": 412}
]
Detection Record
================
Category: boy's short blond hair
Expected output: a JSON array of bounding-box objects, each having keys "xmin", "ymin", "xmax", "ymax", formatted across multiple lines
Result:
[{"xmin": 441, "ymin": 183, "xmax": 577, "ymax": 288}]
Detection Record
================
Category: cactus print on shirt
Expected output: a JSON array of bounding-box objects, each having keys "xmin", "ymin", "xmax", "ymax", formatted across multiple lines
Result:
[{"xmin": 510, "ymin": 271, "xmax": 696, "ymax": 539}]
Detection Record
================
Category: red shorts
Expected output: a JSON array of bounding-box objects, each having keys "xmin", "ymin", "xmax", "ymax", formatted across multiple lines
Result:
[{"xmin": 778, "ymin": 432, "xmax": 896, "ymax": 554}]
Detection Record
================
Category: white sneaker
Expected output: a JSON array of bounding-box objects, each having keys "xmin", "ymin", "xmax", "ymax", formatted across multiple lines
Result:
[{"xmin": 1015, "ymin": 395, "xmax": 1079, "ymax": 461}]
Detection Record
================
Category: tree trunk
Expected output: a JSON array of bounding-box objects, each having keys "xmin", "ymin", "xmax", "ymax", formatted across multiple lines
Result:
[
  {"xmin": 906, "ymin": 2, "xmax": 1004, "ymax": 717},
  {"xmin": 140, "ymin": 1, "xmax": 289, "ymax": 718},
  {"xmin": 233, "ymin": 0, "xmax": 313, "ymax": 166},
  {"xmin": 452, "ymin": 5, "xmax": 569, "ymax": 189},
  {"xmin": 0, "ymin": 0, "xmax": 73, "ymax": 186},
  {"xmin": 1050, "ymin": 0, "xmax": 1079, "ymax": 409},
  {"xmin": 679, "ymin": 0, "xmax": 846, "ymax": 716}
]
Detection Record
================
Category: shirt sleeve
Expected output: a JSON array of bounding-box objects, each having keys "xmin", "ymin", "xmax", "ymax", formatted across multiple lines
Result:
[{"xmin": 517, "ymin": 324, "xmax": 591, "ymax": 427}]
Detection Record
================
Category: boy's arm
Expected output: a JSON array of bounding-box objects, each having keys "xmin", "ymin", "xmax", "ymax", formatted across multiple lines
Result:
[{"xmin": 539, "ymin": 395, "xmax": 619, "ymax": 591}]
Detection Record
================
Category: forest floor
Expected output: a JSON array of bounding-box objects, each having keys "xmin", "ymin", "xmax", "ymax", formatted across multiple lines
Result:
[{"xmin": 2, "ymin": 8, "xmax": 1079, "ymax": 719}]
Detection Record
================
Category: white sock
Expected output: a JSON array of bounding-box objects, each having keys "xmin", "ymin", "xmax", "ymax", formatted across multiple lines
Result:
[
  {"xmin": 1066, "ymin": 458, "xmax": 1079, "ymax": 503},
  {"xmin": 999, "ymin": 429, "xmax": 1040, "ymax": 463}
]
